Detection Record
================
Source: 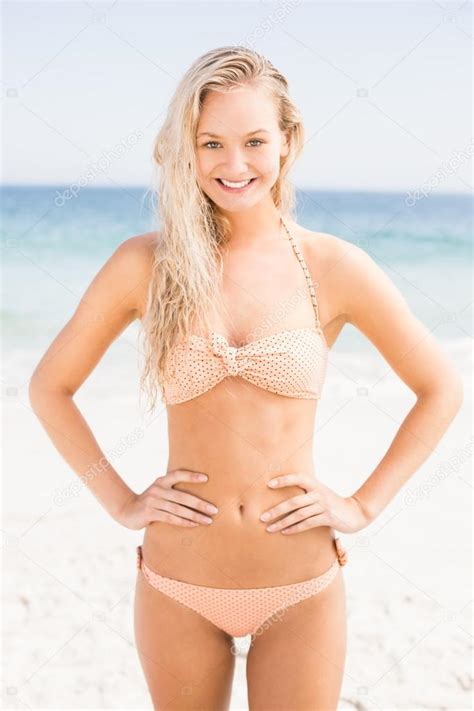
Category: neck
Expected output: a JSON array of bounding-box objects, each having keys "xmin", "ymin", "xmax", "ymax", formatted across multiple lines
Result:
[{"xmin": 219, "ymin": 199, "xmax": 286, "ymax": 249}]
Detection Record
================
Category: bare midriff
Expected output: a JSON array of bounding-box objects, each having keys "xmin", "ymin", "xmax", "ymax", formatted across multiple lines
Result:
[{"xmin": 141, "ymin": 378, "xmax": 337, "ymax": 588}]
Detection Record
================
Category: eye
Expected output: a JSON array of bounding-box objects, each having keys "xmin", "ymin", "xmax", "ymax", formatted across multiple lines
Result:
[{"xmin": 202, "ymin": 139, "xmax": 265, "ymax": 149}]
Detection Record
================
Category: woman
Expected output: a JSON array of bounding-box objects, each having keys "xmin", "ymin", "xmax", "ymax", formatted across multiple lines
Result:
[{"xmin": 29, "ymin": 46, "xmax": 463, "ymax": 709}]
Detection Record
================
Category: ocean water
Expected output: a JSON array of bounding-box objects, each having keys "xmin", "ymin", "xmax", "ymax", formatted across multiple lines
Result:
[{"xmin": 2, "ymin": 185, "xmax": 471, "ymax": 387}]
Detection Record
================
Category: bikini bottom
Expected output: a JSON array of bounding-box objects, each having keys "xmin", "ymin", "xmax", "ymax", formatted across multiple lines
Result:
[{"xmin": 136, "ymin": 535, "xmax": 347, "ymax": 638}]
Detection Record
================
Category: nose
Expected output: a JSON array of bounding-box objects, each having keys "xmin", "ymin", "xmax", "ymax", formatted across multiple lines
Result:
[{"xmin": 219, "ymin": 148, "xmax": 249, "ymax": 177}]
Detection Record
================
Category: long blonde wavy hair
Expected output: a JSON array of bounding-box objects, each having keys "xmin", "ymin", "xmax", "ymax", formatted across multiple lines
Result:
[{"xmin": 139, "ymin": 45, "xmax": 305, "ymax": 412}]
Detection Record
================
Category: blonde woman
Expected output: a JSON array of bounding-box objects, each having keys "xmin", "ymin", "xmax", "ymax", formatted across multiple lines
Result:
[{"xmin": 29, "ymin": 46, "xmax": 463, "ymax": 710}]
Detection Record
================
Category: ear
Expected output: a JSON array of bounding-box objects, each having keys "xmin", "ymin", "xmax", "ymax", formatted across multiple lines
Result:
[{"xmin": 280, "ymin": 129, "xmax": 291, "ymax": 158}]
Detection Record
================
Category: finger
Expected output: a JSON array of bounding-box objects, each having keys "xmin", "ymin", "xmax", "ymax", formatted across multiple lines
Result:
[
  {"xmin": 149, "ymin": 510, "xmax": 200, "ymax": 527},
  {"xmin": 166, "ymin": 489, "xmax": 219, "ymax": 515},
  {"xmin": 265, "ymin": 504, "xmax": 324, "ymax": 532},
  {"xmin": 160, "ymin": 469, "xmax": 208, "ymax": 489},
  {"xmin": 149, "ymin": 499, "xmax": 214, "ymax": 525},
  {"xmin": 267, "ymin": 472, "xmax": 316, "ymax": 493},
  {"xmin": 280, "ymin": 512, "xmax": 330, "ymax": 534},
  {"xmin": 260, "ymin": 493, "xmax": 313, "ymax": 522}
]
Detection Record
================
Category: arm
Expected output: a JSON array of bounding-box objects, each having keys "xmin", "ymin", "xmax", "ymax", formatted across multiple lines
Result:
[
  {"xmin": 335, "ymin": 242, "xmax": 464, "ymax": 524},
  {"xmin": 28, "ymin": 233, "xmax": 156, "ymax": 522}
]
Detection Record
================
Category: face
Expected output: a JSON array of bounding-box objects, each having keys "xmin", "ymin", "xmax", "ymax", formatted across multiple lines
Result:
[{"xmin": 195, "ymin": 84, "xmax": 290, "ymax": 212}]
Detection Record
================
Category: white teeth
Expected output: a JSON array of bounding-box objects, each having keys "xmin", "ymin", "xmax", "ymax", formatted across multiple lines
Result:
[{"xmin": 220, "ymin": 178, "xmax": 252, "ymax": 188}]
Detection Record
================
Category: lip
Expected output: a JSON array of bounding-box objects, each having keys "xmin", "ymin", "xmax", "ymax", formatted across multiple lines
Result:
[{"xmin": 215, "ymin": 177, "xmax": 258, "ymax": 193}]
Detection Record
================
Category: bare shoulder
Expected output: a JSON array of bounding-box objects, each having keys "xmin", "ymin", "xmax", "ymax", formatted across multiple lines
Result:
[
  {"xmin": 296, "ymin": 226, "xmax": 385, "ymax": 316},
  {"xmin": 112, "ymin": 231, "xmax": 159, "ymax": 319},
  {"xmin": 291, "ymin": 225, "xmax": 362, "ymax": 320},
  {"xmin": 296, "ymin": 225, "xmax": 361, "ymax": 274},
  {"xmin": 117, "ymin": 231, "xmax": 159, "ymax": 264},
  {"xmin": 293, "ymin": 224, "xmax": 462, "ymax": 399}
]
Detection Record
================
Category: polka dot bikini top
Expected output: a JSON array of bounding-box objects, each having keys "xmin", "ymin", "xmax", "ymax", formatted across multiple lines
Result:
[{"xmin": 161, "ymin": 218, "xmax": 329, "ymax": 405}]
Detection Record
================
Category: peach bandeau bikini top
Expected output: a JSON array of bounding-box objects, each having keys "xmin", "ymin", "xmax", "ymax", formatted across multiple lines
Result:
[{"xmin": 161, "ymin": 218, "xmax": 329, "ymax": 405}]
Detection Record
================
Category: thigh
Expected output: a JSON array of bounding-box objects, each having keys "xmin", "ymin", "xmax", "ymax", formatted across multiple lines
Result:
[
  {"xmin": 134, "ymin": 570, "xmax": 236, "ymax": 710},
  {"xmin": 246, "ymin": 568, "xmax": 347, "ymax": 711}
]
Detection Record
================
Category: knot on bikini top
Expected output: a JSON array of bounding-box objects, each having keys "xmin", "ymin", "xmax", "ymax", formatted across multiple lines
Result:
[{"xmin": 211, "ymin": 333, "xmax": 251, "ymax": 376}]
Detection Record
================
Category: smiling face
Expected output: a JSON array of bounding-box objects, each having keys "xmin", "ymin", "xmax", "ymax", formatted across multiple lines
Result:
[{"xmin": 195, "ymin": 84, "xmax": 290, "ymax": 213}]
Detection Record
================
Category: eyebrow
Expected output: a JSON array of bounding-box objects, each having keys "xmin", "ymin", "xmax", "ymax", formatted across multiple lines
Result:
[{"xmin": 197, "ymin": 129, "xmax": 270, "ymax": 138}]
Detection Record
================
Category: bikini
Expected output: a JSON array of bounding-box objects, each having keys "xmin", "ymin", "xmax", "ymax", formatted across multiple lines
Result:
[
  {"xmin": 160, "ymin": 218, "xmax": 329, "ymax": 405},
  {"xmin": 136, "ymin": 216, "xmax": 348, "ymax": 638},
  {"xmin": 136, "ymin": 538, "xmax": 347, "ymax": 638}
]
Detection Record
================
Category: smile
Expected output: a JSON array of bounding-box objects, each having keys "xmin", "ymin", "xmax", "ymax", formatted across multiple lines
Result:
[{"xmin": 215, "ymin": 177, "xmax": 257, "ymax": 193}]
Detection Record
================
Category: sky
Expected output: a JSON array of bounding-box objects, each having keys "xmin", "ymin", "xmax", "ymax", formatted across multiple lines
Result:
[{"xmin": 2, "ymin": 0, "xmax": 472, "ymax": 193}]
